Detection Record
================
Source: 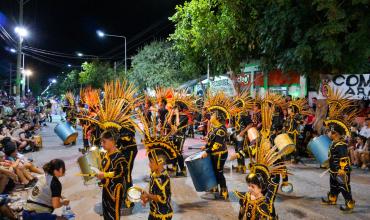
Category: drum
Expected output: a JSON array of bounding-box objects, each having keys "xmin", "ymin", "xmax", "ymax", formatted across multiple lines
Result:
[
  {"xmin": 274, "ymin": 133, "xmax": 295, "ymax": 155},
  {"xmin": 308, "ymin": 135, "xmax": 331, "ymax": 166},
  {"xmin": 54, "ymin": 122, "xmax": 78, "ymax": 145},
  {"xmin": 86, "ymin": 146, "xmax": 102, "ymax": 169},
  {"xmin": 247, "ymin": 127, "xmax": 259, "ymax": 142},
  {"xmin": 185, "ymin": 151, "xmax": 217, "ymax": 192},
  {"xmin": 77, "ymin": 155, "xmax": 95, "ymax": 183},
  {"xmin": 33, "ymin": 135, "xmax": 42, "ymax": 148},
  {"xmin": 127, "ymin": 186, "xmax": 143, "ymax": 203}
]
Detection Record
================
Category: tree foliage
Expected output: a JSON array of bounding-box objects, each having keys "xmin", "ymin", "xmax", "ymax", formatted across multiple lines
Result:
[
  {"xmin": 79, "ymin": 61, "xmax": 120, "ymax": 88},
  {"xmin": 170, "ymin": 0, "xmax": 370, "ymax": 77},
  {"xmin": 129, "ymin": 41, "xmax": 191, "ymax": 90}
]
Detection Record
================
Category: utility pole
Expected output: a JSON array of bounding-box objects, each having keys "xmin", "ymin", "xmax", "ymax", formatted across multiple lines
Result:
[
  {"xmin": 15, "ymin": 0, "xmax": 24, "ymax": 106},
  {"xmin": 9, "ymin": 64, "xmax": 12, "ymax": 95}
]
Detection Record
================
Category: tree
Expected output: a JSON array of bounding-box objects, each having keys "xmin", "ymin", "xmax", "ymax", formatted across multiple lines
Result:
[
  {"xmin": 170, "ymin": 0, "xmax": 370, "ymax": 83},
  {"xmin": 50, "ymin": 70, "xmax": 80, "ymax": 95},
  {"xmin": 169, "ymin": 0, "xmax": 262, "ymax": 74},
  {"xmin": 257, "ymin": 0, "xmax": 370, "ymax": 79},
  {"xmin": 79, "ymin": 61, "xmax": 118, "ymax": 88},
  {"xmin": 129, "ymin": 41, "xmax": 191, "ymax": 90}
]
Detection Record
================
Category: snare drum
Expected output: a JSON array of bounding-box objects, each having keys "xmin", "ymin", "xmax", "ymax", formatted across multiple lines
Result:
[
  {"xmin": 33, "ymin": 135, "xmax": 42, "ymax": 148},
  {"xmin": 274, "ymin": 133, "xmax": 295, "ymax": 155},
  {"xmin": 127, "ymin": 186, "xmax": 143, "ymax": 203},
  {"xmin": 77, "ymin": 155, "xmax": 95, "ymax": 183},
  {"xmin": 308, "ymin": 135, "xmax": 331, "ymax": 166},
  {"xmin": 185, "ymin": 151, "xmax": 217, "ymax": 192}
]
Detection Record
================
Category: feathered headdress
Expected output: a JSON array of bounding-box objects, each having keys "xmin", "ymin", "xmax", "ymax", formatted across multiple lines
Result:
[
  {"xmin": 80, "ymin": 86, "xmax": 100, "ymax": 112},
  {"xmin": 247, "ymin": 137, "xmax": 290, "ymax": 192},
  {"xmin": 103, "ymin": 80, "xmax": 141, "ymax": 108},
  {"xmin": 137, "ymin": 110, "xmax": 178, "ymax": 164},
  {"xmin": 65, "ymin": 91, "xmax": 75, "ymax": 107},
  {"xmin": 166, "ymin": 89, "xmax": 197, "ymax": 112},
  {"xmin": 324, "ymin": 87, "xmax": 357, "ymax": 136},
  {"xmin": 155, "ymin": 87, "xmax": 174, "ymax": 106},
  {"xmin": 288, "ymin": 98, "xmax": 311, "ymax": 115},
  {"xmin": 204, "ymin": 91, "xmax": 241, "ymax": 121},
  {"xmin": 233, "ymin": 90, "xmax": 253, "ymax": 113},
  {"xmin": 262, "ymin": 92, "xmax": 286, "ymax": 109}
]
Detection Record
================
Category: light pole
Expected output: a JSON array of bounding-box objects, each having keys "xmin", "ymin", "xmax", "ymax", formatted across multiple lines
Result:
[
  {"xmin": 15, "ymin": 26, "xmax": 28, "ymax": 104},
  {"xmin": 23, "ymin": 69, "xmax": 32, "ymax": 93},
  {"xmin": 97, "ymin": 30, "xmax": 127, "ymax": 75}
]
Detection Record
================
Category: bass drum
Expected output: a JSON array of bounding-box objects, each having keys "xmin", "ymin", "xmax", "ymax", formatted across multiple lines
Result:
[
  {"xmin": 308, "ymin": 135, "xmax": 331, "ymax": 166},
  {"xmin": 274, "ymin": 133, "xmax": 295, "ymax": 155},
  {"xmin": 185, "ymin": 151, "xmax": 217, "ymax": 192},
  {"xmin": 54, "ymin": 122, "xmax": 78, "ymax": 145}
]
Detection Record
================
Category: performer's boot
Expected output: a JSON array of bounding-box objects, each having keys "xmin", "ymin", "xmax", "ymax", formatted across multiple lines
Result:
[
  {"xmin": 240, "ymin": 165, "xmax": 247, "ymax": 174},
  {"xmin": 340, "ymin": 200, "xmax": 355, "ymax": 213},
  {"xmin": 220, "ymin": 187, "xmax": 229, "ymax": 200},
  {"xmin": 321, "ymin": 192, "xmax": 337, "ymax": 205}
]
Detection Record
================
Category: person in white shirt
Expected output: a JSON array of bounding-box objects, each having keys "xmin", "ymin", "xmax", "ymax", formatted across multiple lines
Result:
[{"xmin": 359, "ymin": 118, "xmax": 370, "ymax": 138}]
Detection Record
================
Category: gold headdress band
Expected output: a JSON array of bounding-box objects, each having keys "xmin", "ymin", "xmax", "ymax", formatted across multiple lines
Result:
[{"xmin": 324, "ymin": 87, "xmax": 357, "ymax": 136}]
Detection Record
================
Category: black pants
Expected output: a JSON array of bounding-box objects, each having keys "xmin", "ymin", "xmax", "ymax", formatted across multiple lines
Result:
[
  {"xmin": 122, "ymin": 147, "xmax": 138, "ymax": 208},
  {"xmin": 211, "ymin": 152, "xmax": 228, "ymax": 189},
  {"xmin": 173, "ymin": 135, "xmax": 186, "ymax": 172},
  {"xmin": 102, "ymin": 184, "xmax": 124, "ymax": 220},
  {"xmin": 235, "ymin": 139, "xmax": 245, "ymax": 167},
  {"xmin": 329, "ymin": 172, "xmax": 353, "ymax": 202}
]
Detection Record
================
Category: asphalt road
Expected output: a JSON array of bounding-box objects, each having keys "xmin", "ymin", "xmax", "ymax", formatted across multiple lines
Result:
[{"xmin": 25, "ymin": 117, "xmax": 370, "ymax": 220}]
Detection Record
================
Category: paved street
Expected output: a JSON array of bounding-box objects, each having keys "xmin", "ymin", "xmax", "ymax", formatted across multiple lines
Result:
[{"xmin": 25, "ymin": 116, "xmax": 370, "ymax": 220}]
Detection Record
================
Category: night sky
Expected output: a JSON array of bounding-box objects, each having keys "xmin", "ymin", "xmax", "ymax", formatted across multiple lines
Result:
[{"xmin": 0, "ymin": 0, "xmax": 184, "ymax": 89}]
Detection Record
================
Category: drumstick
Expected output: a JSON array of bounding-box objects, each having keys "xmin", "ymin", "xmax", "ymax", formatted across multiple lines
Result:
[
  {"xmin": 319, "ymin": 169, "xmax": 330, "ymax": 178},
  {"xmin": 188, "ymin": 147, "xmax": 202, "ymax": 150},
  {"xmin": 75, "ymin": 173, "xmax": 97, "ymax": 177}
]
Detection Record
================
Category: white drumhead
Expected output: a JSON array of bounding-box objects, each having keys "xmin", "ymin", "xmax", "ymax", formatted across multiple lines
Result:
[{"xmin": 127, "ymin": 187, "xmax": 142, "ymax": 202}]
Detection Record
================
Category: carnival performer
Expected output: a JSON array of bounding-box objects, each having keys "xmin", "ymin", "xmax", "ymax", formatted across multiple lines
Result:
[
  {"xmin": 79, "ymin": 83, "xmax": 137, "ymax": 220},
  {"xmin": 97, "ymin": 130, "xmax": 127, "ymax": 220},
  {"xmin": 103, "ymin": 80, "xmax": 141, "ymax": 212},
  {"xmin": 235, "ymin": 98, "xmax": 290, "ymax": 220},
  {"xmin": 231, "ymin": 91, "xmax": 254, "ymax": 173},
  {"xmin": 167, "ymin": 89, "xmax": 196, "ymax": 177},
  {"xmin": 201, "ymin": 91, "xmax": 241, "ymax": 199},
  {"xmin": 63, "ymin": 92, "xmax": 77, "ymax": 128},
  {"xmin": 138, "ymin": 111, "xmax": 178, "ymax": 220},
  {"xmin": 321, "ymin": 88, "xmax": 356, "ymax": 213}
]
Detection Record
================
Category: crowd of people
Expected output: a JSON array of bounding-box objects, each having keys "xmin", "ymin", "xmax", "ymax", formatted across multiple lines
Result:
[{"xmin": 0, "ymin": 90, "xmax": 54, "ymax": 219}]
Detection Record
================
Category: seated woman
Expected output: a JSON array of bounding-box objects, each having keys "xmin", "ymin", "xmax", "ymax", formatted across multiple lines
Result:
[
  {"xmin": 23, "ymin": 159, "xmax": 70, "ymax": 220},
  {"xmin": 353, "ymin": 135, "xmax": 367, "ymax": 167},
  {"xmin": 3, "ymin": 142, "xmax": 40, "ymax": 187},
  {"xmin": 359, "ymin": 138, "xmax": 369, "ymax": 169}
]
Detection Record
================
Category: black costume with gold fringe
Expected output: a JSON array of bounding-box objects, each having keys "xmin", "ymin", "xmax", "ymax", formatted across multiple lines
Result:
[
  {"xmin": 232, "ymin": 91, "xmax": 254, "ymax": 173},
  {"xmin": 103, "ymin": 80, "xmax": 141, "ymax": 210},
  {"xmin": 138, "ymin": 111, "xmax": 179, "ymax": 220},
  {"xmin": 64, "ymin": 91, "xmax": 77, "ymax": 127},
  {"xmin": 101, "ymin": 148, "xmax": 127, "ymax": 220},
  {"xmin": 321, "ymin": 88, "xmax": 356, "ymax": 212},
  {"xmin": 204, "ymin": 91, "xmax": 241, "ymax": 199}
]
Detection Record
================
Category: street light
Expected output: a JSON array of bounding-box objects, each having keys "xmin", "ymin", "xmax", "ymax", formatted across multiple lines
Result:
[
  {"xmin": 51, "ymin": 79, "xmax": 57, "ymax": 83},
  {"xmin": 77, "ymin": 52, "xmax": 83, "ymax": 57},
  {"xmin": 96, "ymin": 29, "xmax": 127, "ymax": 74},
  {"xmin": 22, "ymin": 69, "xmax": 32, "ymax": 92},
  {"xmin": 67, "ymin": 64, "xmax": 72, "ymax": 67},
  {"xmin": 10, "ymin": 48, "xmax": 17, "ymax": 53},
  {"xmin": 15, "ymin": 26, "xmax": 28, "ymax": 37}
]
